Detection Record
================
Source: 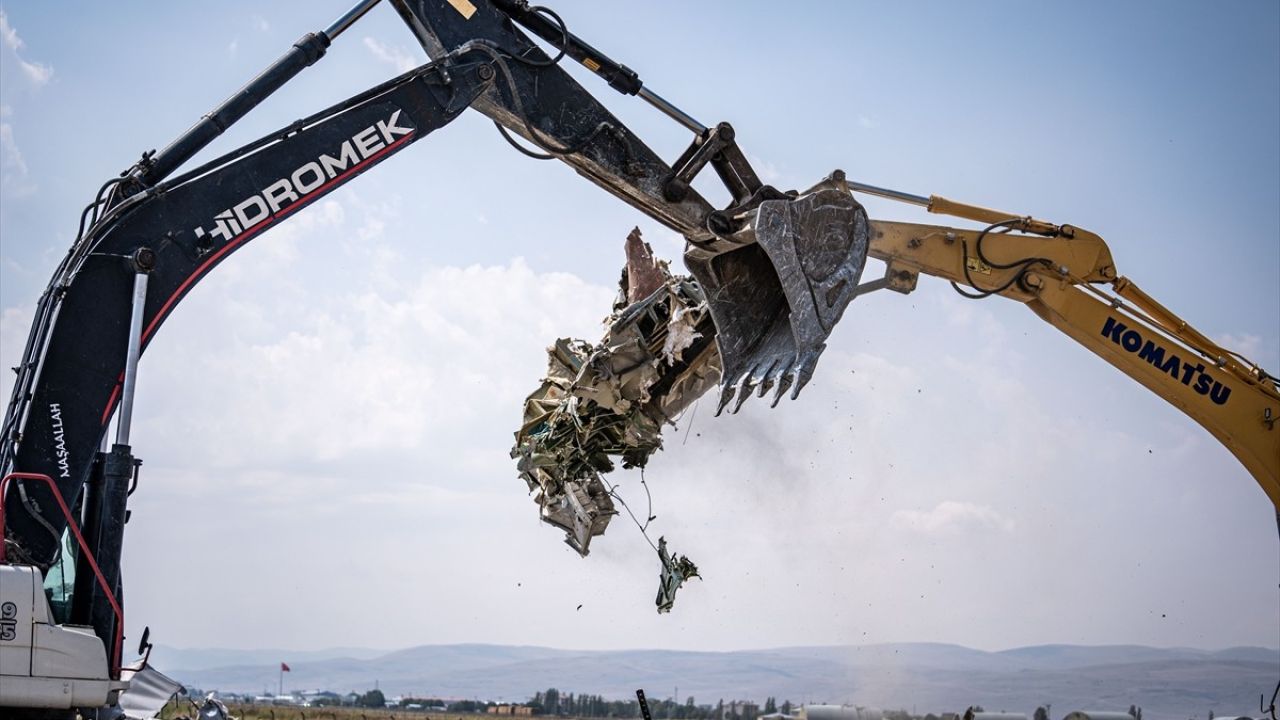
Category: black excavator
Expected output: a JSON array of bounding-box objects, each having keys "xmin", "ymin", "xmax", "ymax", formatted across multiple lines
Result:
[{"xmin": 1, "ymin": 2, "xmax": 1276, "ymax": 717}]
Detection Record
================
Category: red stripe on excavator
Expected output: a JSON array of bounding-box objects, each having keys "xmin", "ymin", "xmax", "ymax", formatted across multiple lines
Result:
[
  {"xmin": 102, "ymin": 381, "xmax": 122, "ymax": 426},
  {"xmin": 99, "ymin": 130, "xmax": 416, "ymax": 427}
]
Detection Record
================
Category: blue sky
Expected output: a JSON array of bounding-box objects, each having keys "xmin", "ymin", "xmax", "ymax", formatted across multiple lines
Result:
[{"xmin": 1, "ymin": 1, "xmax": 1277, "ymax": 655}]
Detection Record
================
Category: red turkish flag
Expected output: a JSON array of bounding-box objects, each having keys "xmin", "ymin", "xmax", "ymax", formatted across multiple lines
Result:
[{"xmin": 281, "ymin": 662, "xmax": 291, "ymax": 672}]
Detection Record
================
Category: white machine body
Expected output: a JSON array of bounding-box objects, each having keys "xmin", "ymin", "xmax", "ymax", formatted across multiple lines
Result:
[{"xmin": 0, "ymin": 564, "xmax": 128, "ymax": 708}]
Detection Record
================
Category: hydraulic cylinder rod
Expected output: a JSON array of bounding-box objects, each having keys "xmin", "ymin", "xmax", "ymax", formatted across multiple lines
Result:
[
  {"xmin": 114, "ymin": 268, "xmax": 149, "ymax": 446},
  {"xmin": 137, "ymin": 0, "xmax": 381, "ymax": 187},
  {"xmin": 491, "ymin": 0, "xmax": 706, "ymax": 133}
]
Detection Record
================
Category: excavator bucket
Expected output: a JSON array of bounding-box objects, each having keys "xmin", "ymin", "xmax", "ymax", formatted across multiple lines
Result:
[{"xmin": 684, "ymin": 175, "xmax": 871, "ymax": 414}]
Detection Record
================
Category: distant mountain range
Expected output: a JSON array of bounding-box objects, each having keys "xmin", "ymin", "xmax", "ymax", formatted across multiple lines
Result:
[{"xmin": 155, "ymin": 642, "xmax": 1278, "ymax": 718}]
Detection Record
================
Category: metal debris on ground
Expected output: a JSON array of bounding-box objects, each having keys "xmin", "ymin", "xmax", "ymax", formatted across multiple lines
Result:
[
  {"xmin": 512, "ymin": 228, "xmax": 720, "ymax": 557},
  {"xmin": 654, "ymin": 536, "xmax": 700, "ymax": 614}
]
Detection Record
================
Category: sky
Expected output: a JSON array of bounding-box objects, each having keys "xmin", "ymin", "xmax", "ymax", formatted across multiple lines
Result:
[{"xmin": 1, "ymin": 1, "xmax": 1277, "ymax": 657}]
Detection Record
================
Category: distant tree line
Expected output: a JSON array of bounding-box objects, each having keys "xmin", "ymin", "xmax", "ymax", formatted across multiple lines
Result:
[
  {"xmin": 515, "ymin": 689, "xmax": 799, "ymax": 719},
  {"xmin": 340, "ymin": 689, "xmax": 1143, "ymax": 720}
]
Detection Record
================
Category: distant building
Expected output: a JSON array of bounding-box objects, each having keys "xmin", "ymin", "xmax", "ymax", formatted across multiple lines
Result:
[
  {"xmin": 300, "ymin": 690, "xmax": 341, "ymax": 705},
  {"xmin": 489, "ymin": 704, "xmax": 534, "ymax": 716},
  {"xmin": 725, "ymin": 701, "xmax": 760, "ymax": 720},
  {"xmin": 252, "ymin": 695, "xmax": 301, "ymax": 706},
  {"xmin": 803, "ymin": 705, "xmax": 882, "ymax": 720}
]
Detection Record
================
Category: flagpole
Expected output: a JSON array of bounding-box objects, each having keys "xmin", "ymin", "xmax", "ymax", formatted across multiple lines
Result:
[{"xmin": 279, "ymin": 665, "xmax": 282, "ymax": 696}]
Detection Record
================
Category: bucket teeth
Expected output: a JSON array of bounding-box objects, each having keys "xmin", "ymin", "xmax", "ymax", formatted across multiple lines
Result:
[
  {"xmin": 715, "ymin": 382, "xmax": 737, "ymax": 417},
  {"xmin": 686, "ymin": 176, "xmax": 869, "ymax": 415},
  {"xmin": 755, "ymin": 363, "xmax": 777, "ymax": 398},
  {"xmin": 789, "ymin": 349, "xmax": 821, "ymax": 401},
  {"xmin": 770, "ymin": 370, "xmax": 793, "ymax": 408},
  {"xmin": 731, "ymin": 373, "xmax": 758, "ymax": 414}
]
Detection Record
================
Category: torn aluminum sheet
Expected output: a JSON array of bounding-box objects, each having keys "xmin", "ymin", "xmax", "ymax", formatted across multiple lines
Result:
[
  {"xmin": 655, "ymin": 536, "xmax": 700, "ymax": 614},
  {"xmin": 118, "ymin": 661, "xmax": 184, "ymax": 720},
  {"xmin": 513, "ymin": 229, "xmax": 720, "ymax": 556}
]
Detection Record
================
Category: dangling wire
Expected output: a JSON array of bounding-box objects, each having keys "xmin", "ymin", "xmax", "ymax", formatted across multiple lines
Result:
[
  {"xmin": 599, "ymin": 474, "xmax": 658, "ymax": 553},
  {"xmin": 639, "ymin": 470, "xmax": 655, "ymax": 531},
  {"xmin": 681, "ymin": 398, "xmax": 699, "ymax": 446}
]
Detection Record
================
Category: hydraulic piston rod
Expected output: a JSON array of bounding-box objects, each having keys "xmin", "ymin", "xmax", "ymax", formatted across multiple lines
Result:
[
  {"xmin": 135, "ymin": 0, "xmax": 381, "ymax": 187},
  {"xmin": 114, "ymin": 264, "xmax": 149, "ymax": 446},
  {"xmin": 491, "ymin": 0, "xmax": 707, "ymax": 134}
]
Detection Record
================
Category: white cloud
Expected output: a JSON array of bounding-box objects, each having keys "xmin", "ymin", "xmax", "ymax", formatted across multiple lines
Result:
[
  {"xmin": 131, "ymin": 195, "xmax": 615, "ymax": 480},
  {"xmin": 0, "ymin": 10, "xmax": 52, "ymax": 87},
  {"xmin": 0, "ymin": 9, "xmax": 20, "ymax": 51},
  {"xmin": 19, "ymin": 57, "xmax": 51, "ymax": 85},
  {"xmin": 891, "ymin": 500, "xmax": 1016, "ymax": 535},
  {"xmin": 0, "ymin": 304, "xmax": 34, "ymax": 406},
  {"xmin": 0, "ymin": 121, "xmax": 27, "ymax": 175},
  {"xmin": 857, "ymin": 115, "xmax": 877, "ymax": 129},
  {"xmin": 227, "ymin": 37, "xmax": 238, "ymax": 59},
  {"xmin": 363, "ymin": 36, "xmax": 419, "ymax": 73},
  {"xmin": 0, "ymin": 118, "xmax": 34, "ymax": 196},
  {"xmin": 252, "ymin": 14, "xmax": 270, "ymax": 32}
]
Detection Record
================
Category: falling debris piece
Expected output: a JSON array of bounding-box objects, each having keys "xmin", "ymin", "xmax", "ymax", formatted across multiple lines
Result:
[
  {"xmin": 512, "ymin": 229, "xmax": 720, "ymax": 556},
  {"xmin": 655, "ymin": 536, "xmax": 700, "ymax": 614}
]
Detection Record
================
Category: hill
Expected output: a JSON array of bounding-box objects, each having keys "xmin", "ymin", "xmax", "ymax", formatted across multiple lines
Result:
[{"xmin": 159, "ymin": 642, "xmax": 1278, "ymax": 717}]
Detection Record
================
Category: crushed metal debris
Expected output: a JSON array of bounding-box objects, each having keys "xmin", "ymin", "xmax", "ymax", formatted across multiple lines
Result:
[
  {"xmin": 512, "ymin": 228, "xmax": 719, "ymax": 610},
  {"xmin": 655, "ymin": 536, "xmax": 700, "ymax": 614}
]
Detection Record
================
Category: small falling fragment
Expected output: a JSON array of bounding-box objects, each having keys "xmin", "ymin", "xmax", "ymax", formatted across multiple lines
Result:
[
  {"xmin": 655, "ymin": 536, "xmax": 700, "ymax": 614},
  {"xmin": 576, "ymin": 604, "xmax": 583, "ymax": 611}
]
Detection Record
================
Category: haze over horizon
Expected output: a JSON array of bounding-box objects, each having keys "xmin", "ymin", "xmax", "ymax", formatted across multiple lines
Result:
[
  {"xmin": 1, "ymin": 0, "xmax": 1277, "ymax": 656},
  {"xmin": 152, "ymin": 639, "xmax": 1279, "ymax": 656},
  {"xmin": 151, "ymin": 643, "xmax": 1278, "ymax": 718}
]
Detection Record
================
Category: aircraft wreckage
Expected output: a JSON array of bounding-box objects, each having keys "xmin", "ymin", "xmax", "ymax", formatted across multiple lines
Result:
[{"xmin": 513, "ymin": 229, "xmax": 714, "ymax": 612}]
